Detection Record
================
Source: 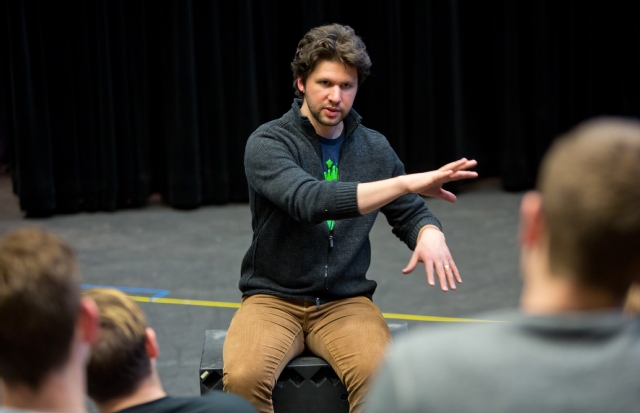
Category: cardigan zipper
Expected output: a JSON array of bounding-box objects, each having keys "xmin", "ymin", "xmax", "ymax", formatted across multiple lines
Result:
[
  {"xmin": 316, "ymin": 130, "xmax": 345, "ymax": 309},
  {"xmin": 317, "ymin": 229, "xmax": 334, "ymax": 309}
]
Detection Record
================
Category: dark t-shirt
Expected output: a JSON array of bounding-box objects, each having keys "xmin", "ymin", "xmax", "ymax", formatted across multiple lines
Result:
[
  {"xmin": 116, "ymin": 394, "xmax": 257, "ymax": 413},
  {"xmin": 317, "ymin": 132, "xmax": 344, "ymax": 178},
  {"xmin": 317, "ymin": 132, "xmax": 344, "ymax": 232}
]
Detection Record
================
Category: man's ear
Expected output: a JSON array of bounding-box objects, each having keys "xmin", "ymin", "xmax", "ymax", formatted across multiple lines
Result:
[
  {"xmin": 145, "ymin": 327, "xmax": 160, "ymax": 360},
  {"xmin": 518, "ymin": 191, "xmax": 545, "ymax": 248},
  {"xmin": 78, "ymin": 297, "xmax": 100, "ymax": 345},
  {"xmin": 296, "ymin": 77, "xmax": 305, "ymax": 95}
]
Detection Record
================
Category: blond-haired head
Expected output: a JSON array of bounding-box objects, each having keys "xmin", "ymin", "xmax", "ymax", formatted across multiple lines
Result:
[
  {"xmin": 84, "ymin": 288, "xmax": 151, "ymax": 403},
  {"xmin": 538, "ymin": 117, "xmax": 640, "ymax": 297}
]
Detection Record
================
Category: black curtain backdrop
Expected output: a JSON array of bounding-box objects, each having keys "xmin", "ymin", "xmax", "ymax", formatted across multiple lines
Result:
[{"xmin": 3, "ymin": 0, "xmax": 640, "ymax": 216}]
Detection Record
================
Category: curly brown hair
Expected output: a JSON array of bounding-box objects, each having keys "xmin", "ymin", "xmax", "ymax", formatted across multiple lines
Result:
[{"xmin": 291, "ymin": 24, "xmax": 372, "ymax": 98}]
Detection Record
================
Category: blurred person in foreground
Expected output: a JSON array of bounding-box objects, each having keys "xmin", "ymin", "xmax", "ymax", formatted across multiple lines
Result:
[
  {"xmin": 365, "ymin": 117, "xmax": 640, "ymax": 413},
  {"xmin": 0, "ymin": 228, "xmax": 99, "ymax": 413},
  {"xmin": 625, "ymin": 283, "xmax": 640, "ymax": 314},
  {"xmin": 84, "ymin": 288, "xmax": 256, "ymax": 413}
]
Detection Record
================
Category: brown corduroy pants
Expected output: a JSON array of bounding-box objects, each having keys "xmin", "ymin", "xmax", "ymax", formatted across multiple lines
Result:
[{"xmin": 222, "ymin": 294, "xmax": 392, "ymax": 413}]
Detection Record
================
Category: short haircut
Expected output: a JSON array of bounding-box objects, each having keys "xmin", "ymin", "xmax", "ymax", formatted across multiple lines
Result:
[
  {"xmin": 291, "ymin": 23, "xmax": 372, "ymax": 98},
  {"xmin": 624, "ymin": 283, "xmax": 640, "ymax": 314},
  {"xmin": 538, "ymin": 117, "xmax": 640, "ymax": 297},
  {"xmin": 0, "ymin": 228, "xmax": 80, "ymax": 389},
  {"xmin": 84, "ymin": 288, "xmax": 151, "ymax": 403}
]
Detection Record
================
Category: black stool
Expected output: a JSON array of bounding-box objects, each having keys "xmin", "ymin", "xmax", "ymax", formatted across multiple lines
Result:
[{"xmin": 199, "ymin": 321, "xmax": 408, "ymax": 413}]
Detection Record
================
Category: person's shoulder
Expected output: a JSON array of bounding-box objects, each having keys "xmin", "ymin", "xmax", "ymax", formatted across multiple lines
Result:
[
  {"xmin": 250, "ymin": 118, "xmax": 292, "ymax": 139},
  {"xmin": 250, "ymin": 107, "xmax": 300, "ymax": 140},
  {"xmin": 391, "ymin": 310, "xmax": 518, "ymax": 356},
  {"xmin": 354, "ymin": 124, "xmax": 388, "ymax": 143},
  {"xmin": 246, "ymin": 120, "xmax": 301, "ymax": 155},
  {"xmin": 117, "ymin": 394, "xmax": 257, "ymax": 413},
  {"xmin": 200, "ymin": 391, "xmax": 258, "ymax": 413},
  {"xmin": 350, "ymin": 124, "xmax": 397, "ymax": 161}
]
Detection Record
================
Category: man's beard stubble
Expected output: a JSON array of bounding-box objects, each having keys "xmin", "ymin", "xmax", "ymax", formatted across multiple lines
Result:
[{"xmin": 308, "ymin": 103, "xmax": 346, "ymax": 127}]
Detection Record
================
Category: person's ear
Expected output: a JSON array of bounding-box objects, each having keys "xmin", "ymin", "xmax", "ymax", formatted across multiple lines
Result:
[
  {"xmin": 78, "ymin": 297, "xmax": 100, "ymax": 345},
  {"xmin": 297, "ymin": 77, "xmax": 305, "ymax": 94},
  {"xmin": 518, "ymin": 191, "xmax": 545, "ymax": 248},
  {"xmin": 145, "ymin": 327, "xmax": 160, "ymax": 359}
]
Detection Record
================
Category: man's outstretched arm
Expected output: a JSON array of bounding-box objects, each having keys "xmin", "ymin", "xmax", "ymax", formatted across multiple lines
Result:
[{"xmin": 356, "ymin": 158, "xmax": 477, "ymax": 214}]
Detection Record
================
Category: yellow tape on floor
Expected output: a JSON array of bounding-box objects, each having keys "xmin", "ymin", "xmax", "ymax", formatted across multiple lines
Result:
[{"xmin": 128, "ymin": 295, "xmax": 502, "ymax": 323}]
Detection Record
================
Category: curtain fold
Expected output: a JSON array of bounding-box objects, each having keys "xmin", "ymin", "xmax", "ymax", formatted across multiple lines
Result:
[
  {"xmin": 4, "ymin": 0, "xmax": 640, "ymax": 216},
  {"xmin": 7, "ymin": 0, "xmax": 56, "ymax": 215}
]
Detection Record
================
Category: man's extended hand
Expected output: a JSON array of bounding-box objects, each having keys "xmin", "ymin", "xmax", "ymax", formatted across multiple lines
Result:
[
  {"xmin": 402, "ymin": 225, "xmax": 461, "ymax": 291},
  {"xmin": 404, "ymin": 158, "xmax": 478, "ymax": 202}
]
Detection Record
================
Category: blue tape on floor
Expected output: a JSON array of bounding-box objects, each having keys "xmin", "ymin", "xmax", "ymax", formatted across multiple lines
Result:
[{"xmin": 80, "ymin": 284, "xmax": 170, "ymax": 300}]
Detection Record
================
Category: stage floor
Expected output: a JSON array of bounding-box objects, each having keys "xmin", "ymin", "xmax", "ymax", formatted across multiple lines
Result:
[{"xmin": 0, "ymin": 174, "xmax": 524, "ymax": 396}]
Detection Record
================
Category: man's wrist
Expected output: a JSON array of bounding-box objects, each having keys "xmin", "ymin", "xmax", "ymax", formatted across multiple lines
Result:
[
  {"xmin": 402, "ymin": 174, "xmax": 425, "ymax": 196},
  {"xmin": 417, "ymin": 224, "xmax": 442, "ymax": 243}
]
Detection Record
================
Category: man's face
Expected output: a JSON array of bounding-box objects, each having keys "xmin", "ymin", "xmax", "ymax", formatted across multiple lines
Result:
[{"xmin": 298, "ymin": 60, "xmax": 358, "ymax": 136}]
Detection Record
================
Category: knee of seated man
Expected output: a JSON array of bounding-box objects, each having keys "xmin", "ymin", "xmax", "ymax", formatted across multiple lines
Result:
[
  {"xmin": 342, "ymin": 355, "xmax": 385, "ymax": 391},
  {"xmin": 224, "ymin": 364, "xmax": 275, "ymax": 393}
]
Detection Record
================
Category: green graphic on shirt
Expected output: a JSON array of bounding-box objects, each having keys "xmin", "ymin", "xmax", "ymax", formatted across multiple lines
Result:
[
  {"xmin": 324, "ymin": 159, "xmax": 338, "ymax": 231},
  {"xmin": 324, "ymin": 159, "xmax": 339, "ymax": 181}
]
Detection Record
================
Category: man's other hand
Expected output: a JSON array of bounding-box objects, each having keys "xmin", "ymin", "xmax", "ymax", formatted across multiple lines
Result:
[{"xmin": 402, "ymin": 225, "xmax": 461, "ymax": 291}]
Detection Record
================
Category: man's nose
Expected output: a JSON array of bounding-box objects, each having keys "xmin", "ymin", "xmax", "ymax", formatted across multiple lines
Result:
[{"xmin": 328, "ymin": 86, "xmax": 341, "ymax": 104}]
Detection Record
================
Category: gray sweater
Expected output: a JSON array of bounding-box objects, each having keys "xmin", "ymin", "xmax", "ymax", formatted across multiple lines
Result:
[
  {"xmin": 366, "ymin": 310, "xmax": 640, "ymax": 413},
  {"xmin": 240, "ymin": 99, "xmax": 441, "ymax": 304}
]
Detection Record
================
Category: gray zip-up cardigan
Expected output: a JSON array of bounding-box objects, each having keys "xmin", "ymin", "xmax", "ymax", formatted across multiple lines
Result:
[{"xmin": 240, "ymin": 99, "xmax": 442, "ymax": 304}]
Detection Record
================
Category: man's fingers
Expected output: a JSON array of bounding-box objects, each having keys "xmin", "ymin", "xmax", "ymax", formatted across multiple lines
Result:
[
  {"xmin": 450, "ymin": 260, "xmax": 462, "ymax": 284},
  {"xmin": 425, "ymin": 260, "xmax": 435, "ymax": 286},
  {"xmin": 402, "ymin": 251, "xmax": 420, "ymax": 274},
  {"xmin": 434, "ymin": 262, "xmax": 450, "ymax": 291},
  {"xmin": 438, "ymin": 158, "xmax": 468, "ymax": 172},
  {"xmin": 451, "ymin": 159, "xmax": 477, "ymax": 172},
  {"xmin": 458, "ymin": 159, "xmax": 478, "ymax": 170},
  {"xmin": 450, "ymin": 171, "xmax": 479, "ymax": 181},
  {"xmin": 438, "ymin": 158, "xmax": 478, "ymax": 173},
  {"xmin": 443, "ymin": 262, "xmax": 457, "ymax": 290},
  {"xmin": 435, "ymin": 189, "xmax": 457, "ymax": 203}
]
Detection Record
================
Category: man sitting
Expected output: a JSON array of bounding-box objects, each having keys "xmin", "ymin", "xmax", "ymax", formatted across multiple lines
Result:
[
  {"xmin": 365, "ymin": 117, "xmax": 640, "ymax": 413},
  {"xmin": 84, "ymin": 288, "xmax": 256, "ymax": 413},
  {"xmin": 0, "ymin": 228, "xmax": 99, "ymax": 413}
]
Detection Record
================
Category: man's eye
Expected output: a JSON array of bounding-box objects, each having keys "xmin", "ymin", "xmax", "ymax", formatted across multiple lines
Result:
[{"xmin": 342, "ymin": 84, "xmax": 353, "ymax": 89}]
